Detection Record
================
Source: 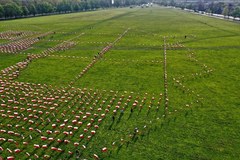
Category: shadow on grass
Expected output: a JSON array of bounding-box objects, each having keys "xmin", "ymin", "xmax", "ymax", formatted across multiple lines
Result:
[
  {"xmin": 116, "ymin": 113, "xmax": 124, "ymax": 124},
  {"xmin": 127, "ymin": 112, "xmax": 133, "ymax": 120},
  {"xmin": 117, "ymin": 144, "xmax": 123, "ymax": 154},
  {"xmin": 108, "ymin": 120, "xmax": 115, "ymax": 130}
]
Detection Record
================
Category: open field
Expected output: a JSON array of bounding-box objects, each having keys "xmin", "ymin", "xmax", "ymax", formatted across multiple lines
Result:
[{"xmin": 0, "ymin": 6, "xmax": 240, "ymax": 159}]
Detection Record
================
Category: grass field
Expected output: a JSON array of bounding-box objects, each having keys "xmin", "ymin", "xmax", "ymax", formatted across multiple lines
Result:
[{"xmin": 0, "ymin": 6, "xmax": 240, "ymax": 160}]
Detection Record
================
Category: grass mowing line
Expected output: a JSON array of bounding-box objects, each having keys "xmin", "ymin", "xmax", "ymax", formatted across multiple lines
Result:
[{"xmin": 68, "ymin": 28, "xmax": 130, "ymax": 86}]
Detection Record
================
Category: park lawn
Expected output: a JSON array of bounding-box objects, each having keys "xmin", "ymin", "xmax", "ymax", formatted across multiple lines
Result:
[
  {"xmin": 41, "ymin": 32, "xmax": 81, "ymax": 41},
  {"xmin": 116, "ymin": 34, "xmax": 163, "ymax": 47},
  {"xmin": 0, "ymin": 53, "xmax": 27, "ymax": 70},
  {"xmin": 23, "ymin": 41, "xmax": 60, "ymax": 54},
  {"xmin": 78, "ymin": 34, "xmax": 116, "ymax": 43},
  {"xmin": 0, "ymin": 39, "xmax": 9, "ymax": 44},
  {"xmin": 0, "ymin": 6, "xmax": 239, "ymax": 160},
  {"xmin": 74, "ymin": 59, "xmax": 163, "ymax": 94},
  {"xmin": 52, "ymin": 48, "xmax": 102, "ymax": 57},
  {"xmin": 17, "ymin": 56, "xmax": 90, "ymax": 86},
  {"xmin": 104, "ymin": 50, "xmax": 162, "ymax": 60}
]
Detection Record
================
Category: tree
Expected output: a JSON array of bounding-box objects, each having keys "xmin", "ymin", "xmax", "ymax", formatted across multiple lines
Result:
[
  {"xmin": 99, "ymin": 0, "xmax": 106, "ymax": 8},
  {"xmin": 170, "ymin": 0, "xmax": 175, "ymax": 6},
  {"xmin": 3, "ymin": 2, "xmax": 22, "ymax": 18},
  {"xmin": 28, "ymin": 4, "xmax": 37, "ymax": 16},
  {"xmin": 232, "ymin": 7, "xmax": 240, "ymax": 18},
  {"xmin": 89, "ymin": 0, "xmax": 99, "ymax": 9},
  {"xmin": 44, "ymin": 2, "xmax": 54, "ymax": 13},
  {"xmin": 208, "ymin": 2, "xmax": 214, "ymax": 15},
  {"xmin": 222, "ymin": 5, "xmax": 229, "ymax": 18},
  {"xmin": 22, "ymin": 6, "xmax": 29, "ymax": 16},
  {"xmin": 73, "ymin": 3, "xmax": 80, "ymax": 12},
  {"xmin": 57, "ymin": 1, "xmax": 72, "ymax": 13},
  {"xmin": 186, "ymin": 3, "xmax": 193, "ymax": 10},
  {"xmin": 80, "ymin": 1, "xmax": 89, "ymax": 11},
  {"xmin": 114, "ymin": 0, "xmax": 121, "ymax": 7},
  {"xmin": 0, "ymin": 4, "xmax": 4, "ymax": 18},
  {"xmin": 197, "ymin": 0, "xmax": 205, "ymax": 11},
  {"xmin": 37, "ymin": 2, "xmax": 54, "ymax": 14},
  {"xmin": 227, "ymin": 3, "xmax": 234, "ymax": 16},
  {"xmin": 212, "ymin": 2, "xmax": 224, "ymax": 14}
]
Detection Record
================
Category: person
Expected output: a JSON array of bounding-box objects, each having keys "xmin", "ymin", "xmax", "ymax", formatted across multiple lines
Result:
[{"xmin": 132, "ymin": 127, "xmax": 138, "ymax": 139}]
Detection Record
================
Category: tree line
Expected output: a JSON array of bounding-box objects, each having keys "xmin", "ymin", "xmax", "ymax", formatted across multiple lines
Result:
[
  {"xmin": 0, "ymin": 0, "xmax": 148, "ymax": 19},
  {"xmin": 155, "ymin": 0, "xmax": 240, "ymax": 18}
]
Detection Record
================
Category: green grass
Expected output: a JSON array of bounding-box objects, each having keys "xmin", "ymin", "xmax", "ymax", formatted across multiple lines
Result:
[
  {"xmin": 17, "ymin": 57, "xmax": 91, "ymax": 86},
  {"xmin": 75, "ymin": 59, "xmax": 163, "ymax": 93},
  {"xmin": 0, "ymin": 53, "xmax": 27, "ymax": 70},
  {"xmin": 0, "ymin": 39, "xmax": 9, "ymax": 44},
  {"xmin": 0, "ymin": 6, "xmax": 240, "ymax": 160}
]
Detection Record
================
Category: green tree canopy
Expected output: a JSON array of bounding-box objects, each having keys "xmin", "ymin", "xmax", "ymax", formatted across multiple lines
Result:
[
  {"xmin": 28, "ymin": 4, "xmax": 37, "ymax": 16},
  {"xmin": 22, "ymin": 6, "xmax": 29, "ymax": 16},
  {"xmin": 37, "ymin": 2, "xmax": 54, "ymax": 14},
  {"xmin": 232, "ymin": 6, "xmax": 240, "ymax": 18},
  {"xmin": 222, "ymin": 5, "xmax": 229, "ymax": 17},
  {"xmin": 0, "ymin": 4, "xmax": 4, "ymax": 18},
  {"xmin": 3, "ymin": 2, "xmax": 22, "ymax": 18}
]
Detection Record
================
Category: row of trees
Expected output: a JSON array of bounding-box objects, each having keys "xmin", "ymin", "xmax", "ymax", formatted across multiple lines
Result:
[
  {"xmin": 156, "ymin": 0, "xmax": 240, "ymax": 18},
  {"xmin": 0, "ymin": 0, "xmax": 147, "ymax": 19}
]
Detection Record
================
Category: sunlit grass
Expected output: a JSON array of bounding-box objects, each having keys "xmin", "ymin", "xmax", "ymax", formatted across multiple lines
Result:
[{"xmin": 0, "ymin": 6, "xmax": 239, "ymax": 159}]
